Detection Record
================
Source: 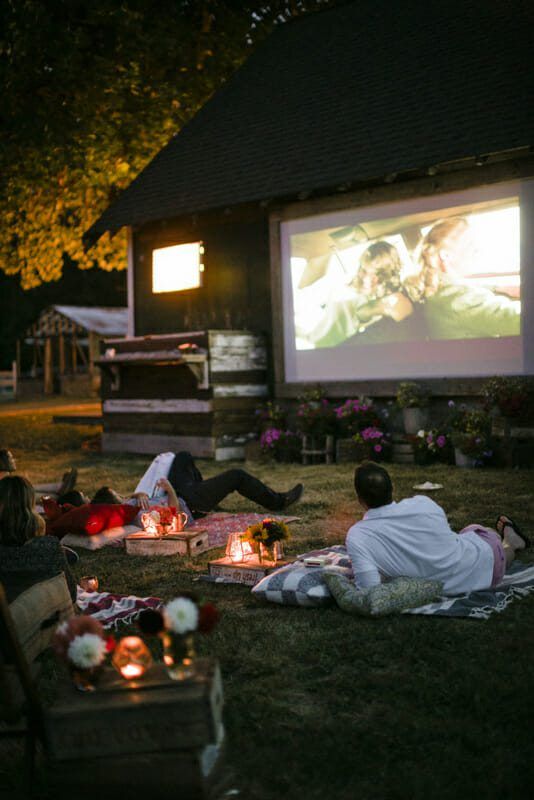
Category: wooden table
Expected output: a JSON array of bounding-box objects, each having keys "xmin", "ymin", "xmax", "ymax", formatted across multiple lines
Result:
[
  {"xmin": 125, "ymin": 528, "xmax": 210, "ymax": 557},
  {"xmin": 45, "ymin": 659, "xmax": 228, "ymax": 799}
]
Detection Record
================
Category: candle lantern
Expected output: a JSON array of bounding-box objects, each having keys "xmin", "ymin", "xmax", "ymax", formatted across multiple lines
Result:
[
  {"xmin": 225, "ymin": 532, "xmax": 255, "ymax": 563},
  {"xmin": 112, "ymin": 636, "xmax": 152, "ymax": 680}
]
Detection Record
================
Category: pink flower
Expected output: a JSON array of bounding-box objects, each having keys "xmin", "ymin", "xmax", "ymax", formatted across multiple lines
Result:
[
  {"xmin": 374, "ymin": 444, "xmax": 383, "ymax": 453},
  {"xmin": 437, "ymin": 435, "xmax": 446, "ymax": 448}
]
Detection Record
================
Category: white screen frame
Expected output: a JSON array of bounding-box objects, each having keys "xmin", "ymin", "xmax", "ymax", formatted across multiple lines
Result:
[{"xmin": 279, "ymin": 180, "xmax": 533, "ymax": 383}]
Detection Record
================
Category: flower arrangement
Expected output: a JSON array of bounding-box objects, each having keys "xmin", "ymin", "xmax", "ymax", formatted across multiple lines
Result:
[
  {"xmin": 396, "ymin": 381, "xmax": 429, "ymax": 408},
  {"xmin": 259, "ymin": 428, "xmax": 301, "ymax": 462},
  {"xmin": 53, "ymin": 616, "xmax": 115, "ymax": 689},
  {"xmin": 243, "ymin": 518, "xmax": 291, "ymax": 549},
  {"xmin": 481, "ymin": 376, "xmax": 533, "ymax": 419},
  {"xmin": 353, "ymin": 426, "xmax": 390, "ymax": 459},
  {"xmin": 413, "ymin": 429, "xmax": 452, "ymax": 463},
  {"xmin": 333, "ymin": 397, "xmax": 381, "ymax": 436},
  {"xmin": 296, "ymin": 387, "xmax": 336, "ymax": 436},
  {"xmin": 254, "ymin": 400, "xmax": 287, "ymax": 432},
  {"xmin": 138, "ymin": 596, "xmax": 220, "ymax": 681}
]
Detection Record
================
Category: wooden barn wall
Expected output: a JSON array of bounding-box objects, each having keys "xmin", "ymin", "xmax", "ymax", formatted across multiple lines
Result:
[{"xmin": 132, "ymin": 208, "xmax": 271, "ymax": 339}]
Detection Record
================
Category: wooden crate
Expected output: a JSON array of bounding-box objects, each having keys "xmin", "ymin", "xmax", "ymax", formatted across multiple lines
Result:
[
  {"xmin": 208, "ymin": 556, "xmax": 291, "ymax": 586},
  {"xmin": 125, "ymin": 529, "xmax": 210, "ymax": 557},
  {"xmin": 46, "ymin": 660, "xmax": 227, "ymax": 800}
]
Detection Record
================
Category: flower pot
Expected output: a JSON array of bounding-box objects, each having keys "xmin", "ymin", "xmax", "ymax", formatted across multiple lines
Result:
[
  {"xmin": 402, "ymin": 407, "xmax": 428, "ymax": 435},
  {"xmin": 454, "ymin": 447, "xmax": 476, "ymax": 468},
  {"xmin": 335, "ymin": 438, "xmax": 368, "ymax": 463}
]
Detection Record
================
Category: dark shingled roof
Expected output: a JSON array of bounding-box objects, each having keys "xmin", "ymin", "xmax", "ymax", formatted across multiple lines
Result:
[{"xmin": 86, "ymin": 0, "xmax": 533, "ymax": 242}]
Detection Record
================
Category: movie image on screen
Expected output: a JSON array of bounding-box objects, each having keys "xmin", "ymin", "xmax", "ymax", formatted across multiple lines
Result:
[{"xmin": 289, "ymin": 197, "xmax": 520, "ymax": 351}]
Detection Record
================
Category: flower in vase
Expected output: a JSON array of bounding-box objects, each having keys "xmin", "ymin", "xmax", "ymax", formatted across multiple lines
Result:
[
  {"xmin": 198, "ymin": 602, "xmax": 220, "ymax": 634},
  {"xmin": 67, "ymin": 633, "xmax": 107, "ymax": 669},
  {"xmin": 164, "ymin": 597, "xmax": 199, "ymax": 634}
]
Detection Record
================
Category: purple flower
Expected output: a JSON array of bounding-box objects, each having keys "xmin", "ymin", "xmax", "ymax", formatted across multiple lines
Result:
[
  {"xmin": 426, "ymin": 434, "xmax": 434, "ymax": 444},
  {"xmin": 436, "ymin": 435, "xmax": 446, "ymax": 448},
  {"xmin": 475, "ymin": 437, "xmax": 481, "ymax": 444},
  {"xmin": 374, "ymin": 444, "xmax": 383, "ymax": 453},
  {"xmin": 448, "ymin": 400, "xmax": 455, "ymax": 408}
]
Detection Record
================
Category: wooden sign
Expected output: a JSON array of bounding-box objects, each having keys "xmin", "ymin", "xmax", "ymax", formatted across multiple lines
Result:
[
  {"xmin": 125, "ymin": 529, "xmax": 210, "ymax": 557},
  {"xmin": 208, "ymin": 556, "xmax": 291, "ymax": 586}
]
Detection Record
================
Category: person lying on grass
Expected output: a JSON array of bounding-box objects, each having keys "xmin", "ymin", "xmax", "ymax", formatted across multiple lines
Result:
[
  {"xmin": 0, "ymin": 448, "xmax": 78, "ymax": 500},
  {"xmin": 347, "ymin": 461, "xmax": 529, "ymax": 594}
]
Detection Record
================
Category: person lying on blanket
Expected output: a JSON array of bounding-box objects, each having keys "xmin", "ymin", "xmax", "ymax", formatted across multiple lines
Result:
[
  {"xmin": 95, "ymin": 451, "xmax": 304, "ymax": 520},
  {"xmin": 346, "ymin": 462, "xmax": 529, "ymax": 595}
]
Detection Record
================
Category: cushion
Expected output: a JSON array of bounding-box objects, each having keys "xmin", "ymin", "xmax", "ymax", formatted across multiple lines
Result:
[
  {"xmin": 323, "ymin": 571, "xmax": 443, "ymax": 616},
  {"xmin": 61, "ymin": 524, "xmax": 143, "ymax": 551},
  {"xmin": 8, "ymin": 573, "xmax": 74, "ymax": 663},
  {"xmin": 252, "ymin": 546, "xmax": 352, "ymax": 607},
  {"xmin": 48, "ymin": 503, "xmax": 139, "ymax": 537}
]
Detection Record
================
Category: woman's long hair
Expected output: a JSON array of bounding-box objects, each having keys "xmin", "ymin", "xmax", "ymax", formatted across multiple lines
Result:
[
  {"xmin": 405, "ymin": 217, "xmax": 469, "ymax": 302},
  {"xmin": 0, "ymin": 475, "xmax": 41, "ymax": 546}
]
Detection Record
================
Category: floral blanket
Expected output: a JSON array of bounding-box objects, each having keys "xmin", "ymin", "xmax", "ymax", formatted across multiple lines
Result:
[{"xmin": 76, "ymin": 588, "xmax": 162, "ymax": 629}]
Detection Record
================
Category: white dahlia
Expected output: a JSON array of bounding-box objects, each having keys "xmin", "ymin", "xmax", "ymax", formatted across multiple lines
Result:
[
  {"xmin": 67, "ymin": 633, "xmax": 107, "ymax": 668},
  {"xmin": 164, "ymin": 597, "xmax": 199, "ymax": 634}
]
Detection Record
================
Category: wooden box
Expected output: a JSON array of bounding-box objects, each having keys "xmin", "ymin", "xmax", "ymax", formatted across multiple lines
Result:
[
  {"xmin": 45, "ymin": 660, "xmax": 227, "ymax": 799},
  {"xmin": 208, "ymin": 556, "xmax": 291, "ymax": 586},
  {"xmin": 125, "ymin": 529, "xmax": 210, "ymax": 557}
]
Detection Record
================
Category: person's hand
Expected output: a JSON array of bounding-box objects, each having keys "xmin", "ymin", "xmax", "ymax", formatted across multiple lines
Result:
[
  {"xmin": 380, "ymin": 292, "xmax": 414, "ymax": 322},
  {"xmin": 155, "ymin": 477, "xmax": 173, "ymax": 495},
  {"xmin": 132, "ymin": 491, "xmax": 150, "ymax": 510}
]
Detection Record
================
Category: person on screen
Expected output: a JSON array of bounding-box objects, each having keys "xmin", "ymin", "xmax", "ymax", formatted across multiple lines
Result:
[
  {"xmin": 405, "ymin": 217, "xmax": 520, "ymax": 340},
  {"xmin": 303, "ymin": 241, "xmax": 414, "ymax": 348}
]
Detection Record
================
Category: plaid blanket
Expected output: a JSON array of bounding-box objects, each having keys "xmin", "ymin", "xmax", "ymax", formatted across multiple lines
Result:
[
  {"xmin": 77, "ymin": 587, "xmax": 162, "ymax": 629},
  {"xmin": 405, "ymin": 561, "xmax": 534, "ymax": 619}
]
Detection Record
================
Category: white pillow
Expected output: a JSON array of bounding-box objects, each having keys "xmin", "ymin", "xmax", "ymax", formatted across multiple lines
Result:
[{"xmin": 61, "ymin": 524, "xmax": 142, "ymax": 551}]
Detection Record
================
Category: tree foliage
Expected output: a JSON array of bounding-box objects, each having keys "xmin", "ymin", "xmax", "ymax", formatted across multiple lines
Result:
[{"xmin": 0, "ymin": 0, "xmax": 333, "ymax": 288}]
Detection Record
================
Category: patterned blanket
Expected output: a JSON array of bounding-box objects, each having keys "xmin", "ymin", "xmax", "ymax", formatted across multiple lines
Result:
[
  {"xmin": 405, "ymin": 561, "xmax": 534, "ymax": 619},
  {"xmin": 77, "ymin": 587, "xmax": 162, "ymax": 629},
  {"xmin": 188, "ymin": 512, "xmax": 299, "ymax": 548}
]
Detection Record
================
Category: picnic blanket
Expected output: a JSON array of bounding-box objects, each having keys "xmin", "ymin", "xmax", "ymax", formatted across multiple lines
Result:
[
  {"xmin": 188, "ymin": 512, "xmax": 299, "ymax": 548},
  {"xmin": 77, "ymin": 587, "xmax": 162, "ymax": 629},
  {"xmin": 405, "ymin": 561, "xmax": 534, "ymax": 619}
]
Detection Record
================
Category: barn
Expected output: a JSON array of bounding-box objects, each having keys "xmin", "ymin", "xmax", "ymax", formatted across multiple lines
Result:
[{"xmin": 85, "ymin": 0, "xmax": 534, "ymax": 457}]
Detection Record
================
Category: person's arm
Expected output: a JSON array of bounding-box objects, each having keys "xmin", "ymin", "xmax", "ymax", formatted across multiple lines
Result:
[
  {"xmin": 155, "ymin": 477, "xmax": 180, "ymax": 508},
  {"xmin": 129, "ymin": 492, "xmax": 150, "ymax": 510},
  {"xmin": 345, "ymin": 525, "xmax": 382, "ymax": 588}
]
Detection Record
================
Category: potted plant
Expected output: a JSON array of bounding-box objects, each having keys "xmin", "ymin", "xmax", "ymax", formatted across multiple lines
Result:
[
  {"xmin": 448, "ymin": 404, "xmax": 492, "ymax": 468},
  {"xmin": 481, "ymin": 376, "xmax": 534, "ymax": 432},
  {"xmin": 259, "ymin": 428, "xmax": 302, "ymax": 463},
  {"xmin": 412, "ymin": 429, "xmax": 452, "ymax": 465},
  {"xmin": 396, "ymin": 382, "xmax": 430, "ymax": 434},
  {"xmin": 334, "ymin": 397, "xmax": 383, "ymax": 461},
  {"xmin": 353, "ymin": 426, "xmax": 391, "ymax": 462}
]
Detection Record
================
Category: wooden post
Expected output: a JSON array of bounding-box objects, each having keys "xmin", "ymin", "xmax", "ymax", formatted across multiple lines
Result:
[
  {"xmin": 11, "ymin": 360, "xmax": 17, "ymax": 398},
  {"xmin": 71, "ymin": 335, "xmax": 78, "ymax": 373},
  {"xmin": 44, "ymin": 337, "xmax": 54, "ymax": 394},
  {"xmin": 15, "ymin": 339, "xmax": 21, "ymax": 380},
  {"xmin": 58, "ymin": 334, "xmax": 66, "ymax": 375}
]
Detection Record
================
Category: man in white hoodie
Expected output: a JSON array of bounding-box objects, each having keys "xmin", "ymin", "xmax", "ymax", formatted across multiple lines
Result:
[{"xmin": 346, "ymin": 462, "xmax": 528, "ymax": 595}]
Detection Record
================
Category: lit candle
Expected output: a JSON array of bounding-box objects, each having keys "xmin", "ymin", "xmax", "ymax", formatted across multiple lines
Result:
[{"xmin": 112, "ymin": 635, "xmax": 152, "ymax": 680}]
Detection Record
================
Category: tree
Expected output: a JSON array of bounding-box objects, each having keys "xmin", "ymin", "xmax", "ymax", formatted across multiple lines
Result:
[{"xmin": 0, "ymin": 0, "xmax": 333, "ymax": 288}]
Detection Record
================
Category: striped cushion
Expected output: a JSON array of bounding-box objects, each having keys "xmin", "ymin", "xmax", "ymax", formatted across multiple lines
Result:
[{"xmin": 251, "ymin": 546, "xmax": 352, "ymax": 607}]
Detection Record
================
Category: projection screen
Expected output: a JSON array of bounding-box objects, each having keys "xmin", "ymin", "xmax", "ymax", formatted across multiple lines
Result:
[{"xmin": 280, "ymin": 181, "xmax": 534, "ymax": 382}]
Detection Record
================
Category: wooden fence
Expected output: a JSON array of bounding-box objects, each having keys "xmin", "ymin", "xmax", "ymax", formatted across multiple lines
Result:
[{"xmin": 0, "ymin": 362, "xmax": 17, "ymax": 398}]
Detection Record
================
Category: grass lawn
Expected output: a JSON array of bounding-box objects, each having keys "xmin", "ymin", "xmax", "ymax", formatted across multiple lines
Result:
[{"xmin": 2, "ymin": 410, "xmax": 534, "ymax": 799}]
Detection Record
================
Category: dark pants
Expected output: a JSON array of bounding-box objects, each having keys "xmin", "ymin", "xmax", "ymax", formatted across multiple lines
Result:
[{"xmin": 167, "ymin": 452, "xmax": 285, "ymax": 514}]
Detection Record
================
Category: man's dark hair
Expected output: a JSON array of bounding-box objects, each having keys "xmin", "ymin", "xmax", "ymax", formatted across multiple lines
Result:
[
  {"xmin": 57, "ymin": 490, "xmax": 87, "ymax": 507},
  {"xmin": 354, "ymin": 461, "xmax": 393, "ymax": 508},
  {"xmin": 91, "ymin": 486, "xmax": 122, "ymax": 505}
]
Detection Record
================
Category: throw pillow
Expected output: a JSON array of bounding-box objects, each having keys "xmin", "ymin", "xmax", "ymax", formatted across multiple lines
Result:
[
  {"xmin": 323, "ymin": 571, "xmax": 443, "ymax": 616},
  {"xmin": 9, "ymin": 573, "xmax": 74, "ymax": 663},
  {"xmin": 49, "ymin": 503, "xmax": 139, "ymax": 537},
  {"xmin": 252, "ymin": 546, "xmax": 352, "ymax": 607}
]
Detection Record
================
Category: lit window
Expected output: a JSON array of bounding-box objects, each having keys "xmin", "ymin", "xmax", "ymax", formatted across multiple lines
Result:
[{"xmin": 152, "ymin": 242, "xmax": 204, "ymax": 293}]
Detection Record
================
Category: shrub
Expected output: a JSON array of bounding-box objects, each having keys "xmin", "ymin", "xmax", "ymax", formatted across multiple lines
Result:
[{"xmin": 396, "ymin": 382, "xmax": 429, "ymax": 408}]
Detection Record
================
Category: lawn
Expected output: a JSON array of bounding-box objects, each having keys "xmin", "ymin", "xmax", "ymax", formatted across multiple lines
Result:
[{"xmin": 2, "ymin": 410, "xmax": 534, "ymax": 799}]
